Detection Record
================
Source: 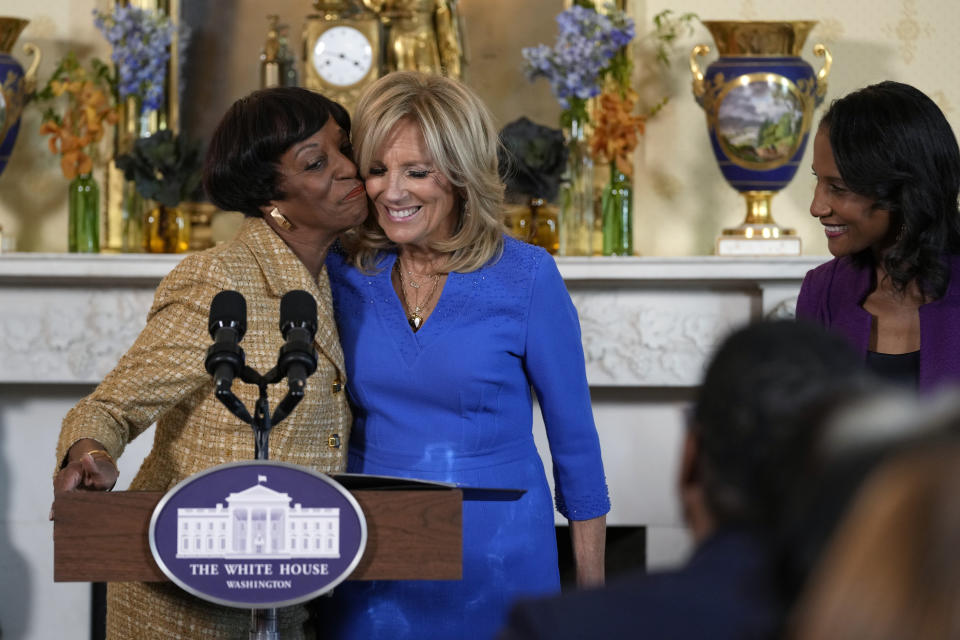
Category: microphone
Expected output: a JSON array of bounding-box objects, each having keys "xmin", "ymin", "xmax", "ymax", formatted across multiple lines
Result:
[
  {"xmin": 277, "ymin": 290, "xmax": 318, "ymax": 393},
  {"xmin": 204, "ymin": 290, "xmax": 247, "ymax": 391}
]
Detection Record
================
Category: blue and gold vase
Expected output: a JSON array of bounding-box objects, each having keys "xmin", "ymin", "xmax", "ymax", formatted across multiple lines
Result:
[
  {"xmin": 0, "ymin": 17, "xmax": 40, "ymax": 179},
  {"xmin": 690, "ymin": 21, "xmax": 831, "ymax": 255}
]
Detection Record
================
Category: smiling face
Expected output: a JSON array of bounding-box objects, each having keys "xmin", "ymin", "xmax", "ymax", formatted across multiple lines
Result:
[
  {"xmin": 363, "ymin": 119, "xmax": 459, "ymax": 251},
  {"xmin": 810, "ymin": 127, "xmax": 895, "ymax": 258},
  {"xmin": 270, "ymin": 118, "xmax": 368, "ymax": 236}
]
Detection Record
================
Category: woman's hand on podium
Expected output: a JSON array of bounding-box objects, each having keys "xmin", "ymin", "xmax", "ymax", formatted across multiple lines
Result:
[
  {"xmin": 54, "ymin": 439, "xmax": 120, "ymax": 491},
  {"xmin": 50, "ymin": 439, "xmax": 120, "ymax": 519}
]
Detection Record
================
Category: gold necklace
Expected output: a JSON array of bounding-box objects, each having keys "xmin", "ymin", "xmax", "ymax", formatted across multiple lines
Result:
[{"xmin": 395, "ymin": 260, "xmax": 441, "ymax": 331}]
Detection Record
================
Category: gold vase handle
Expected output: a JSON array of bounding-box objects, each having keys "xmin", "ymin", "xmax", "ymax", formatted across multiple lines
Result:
[
  {"xmin": 360, "ymin": 0, "xmax": 385, "ymax": 13},
  {"xmin": 813, "ymin": 43, "xmax": 831, "ymax": 84},
  {"xmin": 21, "ymin": 42, "xmax": 41, "ymax": 96},
  {"xmin": 689, "ymin": 44, "xmax": 710, "ymax": 101}
]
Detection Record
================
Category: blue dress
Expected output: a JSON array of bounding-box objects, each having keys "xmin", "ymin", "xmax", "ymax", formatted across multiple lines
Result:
[{"xmin": 324, "ymin": 236, "xmax": 610, "ymax": 640}]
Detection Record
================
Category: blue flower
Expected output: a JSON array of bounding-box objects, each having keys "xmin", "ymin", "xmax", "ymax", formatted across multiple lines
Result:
[
  {"xmin": 93, "ymin": 6, "xmax": 176, "ymax": 115},
  {"xmin": 522, "ymin": 4, "xmax": 635, "ymax": 117}
]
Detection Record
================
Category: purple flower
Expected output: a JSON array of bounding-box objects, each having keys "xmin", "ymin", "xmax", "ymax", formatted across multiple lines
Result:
[
  {"xmin": 93, "ymin": 6, "xmax": 175, "ymax": 114},
  {"xmin": 522, "ymin": 4, "xmax": 635, "ymax": 112}
]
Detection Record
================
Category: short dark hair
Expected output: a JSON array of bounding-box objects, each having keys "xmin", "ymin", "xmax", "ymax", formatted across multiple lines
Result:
[
  {"xmin": 691, "ymin": 320, "xmax": 867, "ymax": 530},
  {"xmin": 203, "ymin": 87, "xmax": 351, "ymax": 217},
  {"xmin": 820, "ymin": 81, "xmax": 960, "ymax": 298}
]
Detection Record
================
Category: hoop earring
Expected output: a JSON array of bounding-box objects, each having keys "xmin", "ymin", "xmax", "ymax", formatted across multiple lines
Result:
[{"xmin": 270, "ymin": 207, "xmax": 294, "ymax": 231}]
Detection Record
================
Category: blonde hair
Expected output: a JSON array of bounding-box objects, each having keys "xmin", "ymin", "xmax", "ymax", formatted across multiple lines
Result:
[{"xmin": 344, "ymin": 71, "xmax": 505, "ymax": 273}]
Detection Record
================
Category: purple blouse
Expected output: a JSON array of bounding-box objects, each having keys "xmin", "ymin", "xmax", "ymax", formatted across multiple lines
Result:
[{"xmin": 796, "ymin": 255, "xmax": 960, "ymax": 393}]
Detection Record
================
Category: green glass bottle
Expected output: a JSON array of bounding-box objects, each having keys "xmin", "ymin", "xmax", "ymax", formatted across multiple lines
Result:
[
  {"xmin": 601, "ymin": 164, "xmax": 633, "ymax": 256},
  {"xmin": 68, "ymin": 173, "xmax": 100, "ymax": 253}
]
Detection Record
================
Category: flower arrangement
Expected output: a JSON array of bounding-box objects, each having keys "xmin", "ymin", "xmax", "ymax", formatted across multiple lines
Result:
[
  {"xmin": 93, "ymin": 5, "xmax": 175, "ymax": 114},
  {"xmin": 115, "ymin": 130, "xmax": 202, "ymax": 208},
  {"xmin": 522, "ymin": 1, "xmax": 634, "ymax": 126},
  {"xmin": 498, "ymin": 117, "xmax": 569, "ymax": 202},
  {"xmin": 35, "ymin": 52, "xmax": 118, "ymax": 180},
  {"xmin": 590, "ymin": 91, "xmax": 646, "ymax": 177},
  {"xmin": 520, "ymin": 4, "xmax": 698, "ymax": 256},
  {"xmin": 590, "ymin": 10, "xmax": 697, "ymax": 176},
  {"xmin": 522, "ymin": 7, "xmax": 698, "ymax": 178}
]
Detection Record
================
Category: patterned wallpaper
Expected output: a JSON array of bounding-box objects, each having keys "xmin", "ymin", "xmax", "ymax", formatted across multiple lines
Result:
[{"xmin": 1, "ymin": 0, "xmax": 957, "ymax": 255}]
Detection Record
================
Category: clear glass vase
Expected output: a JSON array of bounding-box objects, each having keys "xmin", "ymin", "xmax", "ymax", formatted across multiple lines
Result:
[
  {"xmin": 601, "ymin": 164, "xmax": 633, "ymax": 256},
  {"xmin": 121, "ymin": 180, "xmax": 144, "ymax": 252},
  {"xmin": 108, "ymin": 95, "xmax": 156, "ymax": 253},
  {"xmin": 68, "ymin": 173, "xmax": 100, "ymax": 253},
  {"xmin": 559, "ymin": 116, "xmax": 595, "ymax": 256}
]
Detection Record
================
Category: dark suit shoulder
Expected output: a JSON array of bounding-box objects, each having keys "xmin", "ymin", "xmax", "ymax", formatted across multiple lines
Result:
[{"xmin": 502, "ymin": 533, "xmax": 781, "ymax": 640}]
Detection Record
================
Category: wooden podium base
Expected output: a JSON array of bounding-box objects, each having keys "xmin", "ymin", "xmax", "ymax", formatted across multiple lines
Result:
[{"xmin": 53, "ymin": 488, "xmax": 462, "ymax": 583}]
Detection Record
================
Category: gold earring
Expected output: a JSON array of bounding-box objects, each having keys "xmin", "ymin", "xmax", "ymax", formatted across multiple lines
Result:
[{"xmin": 270, "ymin": 207, "xmax": 294, "ymax": 231}]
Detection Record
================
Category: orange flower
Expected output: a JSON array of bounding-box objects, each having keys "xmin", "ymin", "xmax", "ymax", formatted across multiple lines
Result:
[
  {"xmin": 59, "ymin": 130, "xmax": 83, "ymax": 153},
  {"xmin": 590, "ymin": 90, "xmax": 647, "ymax": 177},
  {"xmin": 38, "ymin": 66, "xmax": 117, "ymax": 180},
  {"xmin": 40, "ymin": 121, "xmax": 62, "ymax": 153},
  {"xmin": 60, "ymin": 149, "xmax": 93, "ymax": 180}
]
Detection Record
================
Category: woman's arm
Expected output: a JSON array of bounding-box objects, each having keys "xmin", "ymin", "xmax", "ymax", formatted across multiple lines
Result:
[
  {"xmin": 53, "ymin": 252, "xmax": 229, "ymax": 482},
  {"xmin": 570, "ymin": 514, "xmax": 607, "ymax": 587},
  {"xmin": 522, "ymin": 251, "xmax": 612, "ymax": 584}
]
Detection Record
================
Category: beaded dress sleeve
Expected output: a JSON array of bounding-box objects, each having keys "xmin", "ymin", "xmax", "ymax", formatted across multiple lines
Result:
[{"xmin": 523, "ymin": 253, "xmax": 610, "ymax": 520}]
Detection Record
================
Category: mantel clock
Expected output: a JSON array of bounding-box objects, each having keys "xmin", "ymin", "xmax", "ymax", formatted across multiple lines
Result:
[{"xmin": 303, "ymin": 0, "xmax": 382, "ymax": 113}]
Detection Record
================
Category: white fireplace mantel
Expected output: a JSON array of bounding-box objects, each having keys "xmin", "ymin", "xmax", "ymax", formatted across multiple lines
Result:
[
  {"xmin": 0, "ymin": 252, "xmax": 822, "ymax": 283},
  {"xmin": 0, "ymin": 253, "xmax": 825, "ymax": 386}
]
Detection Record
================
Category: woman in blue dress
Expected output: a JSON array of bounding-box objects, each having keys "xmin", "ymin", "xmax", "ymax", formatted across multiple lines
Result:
[{"xmin": 323, "ymin": 71, "xmax": 610, "ymax": 639}]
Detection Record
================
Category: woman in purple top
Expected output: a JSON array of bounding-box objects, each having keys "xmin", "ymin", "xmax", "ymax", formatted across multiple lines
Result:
[{"xmin": 797, "ymin": 81, "xmax": 960, "ymax": 391}]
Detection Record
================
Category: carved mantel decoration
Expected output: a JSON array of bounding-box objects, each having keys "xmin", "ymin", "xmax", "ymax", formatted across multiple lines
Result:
[{"xmin": 0, "ymin": 253, "xmax": 823, "ymax": 385}]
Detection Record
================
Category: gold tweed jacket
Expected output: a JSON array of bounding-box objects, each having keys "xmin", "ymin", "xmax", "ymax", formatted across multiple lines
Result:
[{"xmin": 55, "ymin": 217, "xmax": 351, "ymax": 639}]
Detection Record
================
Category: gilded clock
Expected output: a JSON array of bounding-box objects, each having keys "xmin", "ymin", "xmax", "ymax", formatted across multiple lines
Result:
[{"xmin": 303, "ymin": 1, "xmax": 382, "ymax": 113}]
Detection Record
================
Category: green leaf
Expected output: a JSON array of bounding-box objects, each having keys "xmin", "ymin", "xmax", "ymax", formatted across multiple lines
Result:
[{"xmin": 121, "ymin": 130, "xmax": 204, "ymax": 205}]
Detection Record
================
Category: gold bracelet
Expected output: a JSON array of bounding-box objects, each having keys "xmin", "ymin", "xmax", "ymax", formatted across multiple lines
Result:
[{"xmin": 87, "ymin": 449, "xmax": 118, "ymax": 471}]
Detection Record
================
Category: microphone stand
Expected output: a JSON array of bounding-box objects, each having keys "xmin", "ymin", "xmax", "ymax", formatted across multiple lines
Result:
[
  {"xmin": 212, "ymin": 363, "xmax": 307, "ymax": 639},
  {"xmin": 213, "ymin": 362, "xmax": 307, "ymax": 460},
  {"xmin": 205, "ymin": 289, "xmax": 317, "ymax": 638}
]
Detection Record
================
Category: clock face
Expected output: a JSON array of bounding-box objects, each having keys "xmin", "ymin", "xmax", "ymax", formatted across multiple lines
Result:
[{"xmin": 312, "ymin": 26, "xmax": 374, "ymax": 87}]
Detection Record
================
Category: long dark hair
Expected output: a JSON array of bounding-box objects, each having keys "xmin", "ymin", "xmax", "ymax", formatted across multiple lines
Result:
[{"xmin": 820, "ymin": 81, "xmax": 960, "ymax": 298}]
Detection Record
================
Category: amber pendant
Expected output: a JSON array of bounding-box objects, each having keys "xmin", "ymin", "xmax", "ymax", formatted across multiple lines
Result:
[{"xmin": 408, "ymin": 313, "xmax": 423, "ymax": 331}]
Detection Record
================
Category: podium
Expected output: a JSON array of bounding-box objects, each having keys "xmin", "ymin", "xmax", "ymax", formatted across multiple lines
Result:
[{"xmin": 53, "ymin": 480, "xmax": 463, "ymax": 583}]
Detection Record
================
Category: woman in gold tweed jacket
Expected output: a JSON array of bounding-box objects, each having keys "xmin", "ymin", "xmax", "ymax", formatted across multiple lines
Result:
[{"xmin": 52, "ymin": 87, "xmax": 368, "ymax": 639}]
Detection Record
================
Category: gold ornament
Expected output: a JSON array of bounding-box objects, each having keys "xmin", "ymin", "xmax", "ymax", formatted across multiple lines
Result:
[{"xmin": 269, "ymin": 207, "xmax": 294, "ymax": 231}]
